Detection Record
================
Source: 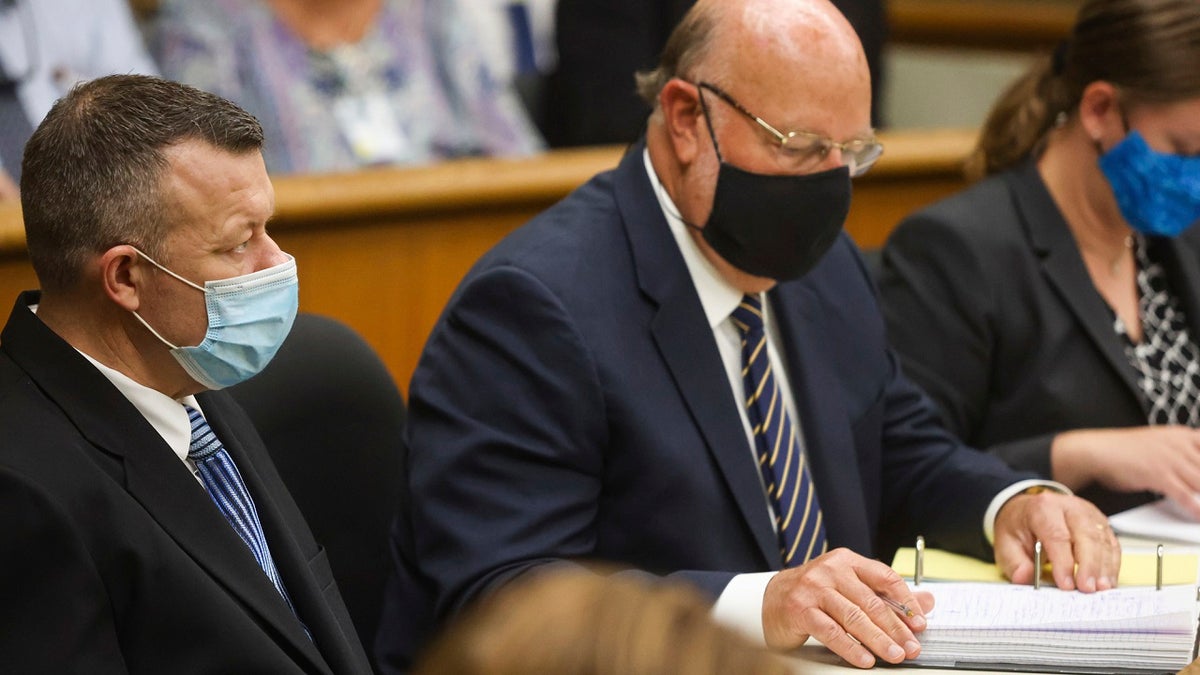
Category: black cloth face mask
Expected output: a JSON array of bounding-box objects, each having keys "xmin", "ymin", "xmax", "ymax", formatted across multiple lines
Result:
[{"xmin": 685, "ymin": 88, "xmax": 852, "ymax": 282}]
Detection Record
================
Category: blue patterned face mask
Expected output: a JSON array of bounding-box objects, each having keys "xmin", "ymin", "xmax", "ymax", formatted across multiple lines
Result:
[
  {"xmin": 131, "ymin": 249, "xmax": 299, "ymax": 389},
  {"xmin": 1098, "ymin": 130, "xmax": 1200, "ymax": 238}
]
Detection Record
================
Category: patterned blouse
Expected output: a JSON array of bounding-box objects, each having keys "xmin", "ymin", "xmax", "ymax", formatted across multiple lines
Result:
[
  {"xmin": 1114, "ymin": 234, "xmax": 1200, "ymax": 426},
  {"xmin": 153, "ymin": 0, "xmax": 543, "ymax": 175}
]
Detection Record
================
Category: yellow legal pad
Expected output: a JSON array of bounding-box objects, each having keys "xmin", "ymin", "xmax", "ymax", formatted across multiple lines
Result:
[{"xmin": 891, "ymin": 546, "xmax": 1200, "ymax": 586}]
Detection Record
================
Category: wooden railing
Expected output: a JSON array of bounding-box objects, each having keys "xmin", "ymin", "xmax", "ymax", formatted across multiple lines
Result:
[
  {"xmin": 889, "ymin": 0, "xmax": 1078, "ymax": 52},
  {"xmin": 0, "ymin": 127, "xmax": 977, "ymax": 392}
]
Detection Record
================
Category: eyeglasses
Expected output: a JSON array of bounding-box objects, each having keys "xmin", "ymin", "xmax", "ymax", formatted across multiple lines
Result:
[{"xmin": 695, "ymin": 81, "xmax": 883, "ymax": 177}]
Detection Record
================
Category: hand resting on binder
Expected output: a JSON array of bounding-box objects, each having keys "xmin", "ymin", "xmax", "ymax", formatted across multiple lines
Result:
[
  {"xmin": 993, "ymin": 489, "xmax": 1122, "ymax": 592},
  {"xmin": 762, "ymin": 491, "xmax": 1119, "ymax": 669},
  {"xmin": 762, "ymin": 548, "xmax": 934, "ymax": 669}
]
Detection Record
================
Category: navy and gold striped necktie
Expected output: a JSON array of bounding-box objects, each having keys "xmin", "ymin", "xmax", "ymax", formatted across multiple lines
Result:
[{"xmin": 731, "ymin": 294, "xmax": 827, "ymax": 567}]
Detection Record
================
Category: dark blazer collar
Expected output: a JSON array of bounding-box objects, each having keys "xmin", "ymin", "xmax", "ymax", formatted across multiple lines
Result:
[
  {"xmin": 0, "ymin": 292, "xmax": 332, "ymax": 674},
  {"xmin": 1010, "ymin": 161, "xmax": 1146, "ymax": 408},
  {"xmin": 614, "ymin": 142, "xmax": 781, "ymax": 568}
]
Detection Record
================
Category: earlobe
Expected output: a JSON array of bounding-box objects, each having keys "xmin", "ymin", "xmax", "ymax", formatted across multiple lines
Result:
[
  {"xmin": 659, "ymin": 79, "xmax": 704, "ymax": 165},
  {"xmin": 100, "ymin": 245, "xmax": 143, "ymax": 312}
]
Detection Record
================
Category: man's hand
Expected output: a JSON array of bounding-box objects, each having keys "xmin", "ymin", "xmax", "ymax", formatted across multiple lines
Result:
[
  {"xmin": 762, "ymin": 548, "xmax": 933, "ymax": 668},
  {"xmin": 993, "ymin": 490, "xmax": 1121, "ymax": 592}
]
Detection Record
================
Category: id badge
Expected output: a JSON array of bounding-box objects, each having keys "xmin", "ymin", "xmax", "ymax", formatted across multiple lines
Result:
[{"xmin": 332, "ymin": 92, "xmax": 410, "ymax": 164}]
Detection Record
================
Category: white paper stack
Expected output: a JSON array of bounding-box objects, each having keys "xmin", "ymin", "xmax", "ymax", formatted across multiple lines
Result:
[
  {"xmin": 1110, "ymin": 499, "xmax": 1200, "ymax": 544},
  {"xmin": 909, "ymin": 582, "xmax": 1200, "ymax": 673}
]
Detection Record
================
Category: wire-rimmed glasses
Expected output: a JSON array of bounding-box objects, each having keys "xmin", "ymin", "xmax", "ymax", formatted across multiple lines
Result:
[{"xmin": 696, "ymin": 81, "xmax": 883, "ymax": 177}]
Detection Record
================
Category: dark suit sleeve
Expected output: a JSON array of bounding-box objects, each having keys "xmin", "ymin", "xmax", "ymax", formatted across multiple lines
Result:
[
  {"xmin": 0, "ymin": 469, "xmax": 128, "ymax": 674},
  {"xmin": 406, "ymin": 265, "xmax": 734, "ymax": 620},
  {"xmin": 878, "ymin": 212, "xmax": 1055, "ymax": 478}
]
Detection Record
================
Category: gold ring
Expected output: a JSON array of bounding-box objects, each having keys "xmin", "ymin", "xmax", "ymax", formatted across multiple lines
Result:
[{"xmin": 1094, "ymin": 523, "xmax": 1108, "ymax": 531}]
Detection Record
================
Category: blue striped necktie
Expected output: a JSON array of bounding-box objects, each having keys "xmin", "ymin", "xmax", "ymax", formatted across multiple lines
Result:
[
  {"xmin": 185, "ymin": 404, "xmax": 297, "ymax": 609},
  {"xmin": 730, "ymin": 295, "xmax": 827, "ymax": 567}
]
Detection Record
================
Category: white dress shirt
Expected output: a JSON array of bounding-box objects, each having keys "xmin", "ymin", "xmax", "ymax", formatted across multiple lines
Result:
[
  {"xmin": 641, "ymin": 149, "xmax": 1064, "ymax": 643},
  {"xmin": 79, "ymin": 349, "xmax": 207, "ymax": 483}
]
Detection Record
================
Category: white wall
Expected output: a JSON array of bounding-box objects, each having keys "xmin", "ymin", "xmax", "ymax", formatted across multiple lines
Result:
[{"xmin": 882, "ymin": 44, "xmax": 1037, "ymax": 129}]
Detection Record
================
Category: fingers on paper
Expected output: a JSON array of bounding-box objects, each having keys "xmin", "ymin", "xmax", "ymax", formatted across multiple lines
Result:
[{"xmin": 1064, "ymin": 506, "xmax": 1121, "ymax": 592}]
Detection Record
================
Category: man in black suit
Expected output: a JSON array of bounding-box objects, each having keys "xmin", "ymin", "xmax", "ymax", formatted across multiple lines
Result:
[{"xmin": 0, "ymin": 74, "xmax": 372, "ymax": 674}]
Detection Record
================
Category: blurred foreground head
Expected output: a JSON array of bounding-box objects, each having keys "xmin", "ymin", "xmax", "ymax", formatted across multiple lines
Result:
[{"xmin": 413, "ymin": 569, "xmax": 795, "ymax": 675}]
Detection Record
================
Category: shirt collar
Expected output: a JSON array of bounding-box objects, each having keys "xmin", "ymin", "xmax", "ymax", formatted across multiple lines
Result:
[
  {"xmin": 77, "ymin": 350, "xmax": 202, "ymax": 465},
  {"xmin": 643, "ymin": 148, "xmax": 745, "ymax": 329}
]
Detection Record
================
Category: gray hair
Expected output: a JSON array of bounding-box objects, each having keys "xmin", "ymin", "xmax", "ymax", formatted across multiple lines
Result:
[{"xmin": 634, "ymin": 3, "xmax": 721, "ymax": 107}]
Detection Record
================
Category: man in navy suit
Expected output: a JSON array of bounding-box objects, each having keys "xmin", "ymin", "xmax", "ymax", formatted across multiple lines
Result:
[{"xmin": 378, "ymin": 0, "xmax": 1120, "ymax": 670}]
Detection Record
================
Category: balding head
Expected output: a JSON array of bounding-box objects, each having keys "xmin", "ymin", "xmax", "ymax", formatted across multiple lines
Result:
[
  {"xmin": 638, "ymin": 0, "xmax": 869, "ymax": 120},
  {"xmin": 641, "ymin": 0, "xmax": 873, "ymax": 294}
]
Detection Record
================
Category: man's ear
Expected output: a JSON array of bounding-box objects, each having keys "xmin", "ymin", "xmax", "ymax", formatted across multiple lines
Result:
[
  {"xmin": 659, "ymin": 79, "xmax": 706, "ymax": 166},
  {"xmin": 100, "ymin": 245, "xmax": 146, "ymax": 312},
  {"xmin": 1078, "ymin": 81, "xmax": 1125, "ymax": 152}
]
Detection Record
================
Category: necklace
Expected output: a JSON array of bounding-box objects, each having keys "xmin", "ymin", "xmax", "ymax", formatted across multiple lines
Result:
[{"xmin": 1107, "ymin": 234, "xmax": 1134, "ymax": 275}]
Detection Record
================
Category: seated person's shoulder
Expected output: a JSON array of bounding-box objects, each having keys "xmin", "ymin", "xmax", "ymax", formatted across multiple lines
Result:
[{"xmin": 889, "ymin": 170, "xmax": 1032, "ymax": 265}]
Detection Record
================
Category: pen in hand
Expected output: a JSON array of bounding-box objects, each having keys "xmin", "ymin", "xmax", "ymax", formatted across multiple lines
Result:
[{"xmin": 877, "ymin": 593, "xmax": 914, "ymax": 618}]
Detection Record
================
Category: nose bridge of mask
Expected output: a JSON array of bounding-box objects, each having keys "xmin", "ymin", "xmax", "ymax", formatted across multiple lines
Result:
[{"xmin": 202, "ymin": 254, "xmax": 298, "ymax": 299}]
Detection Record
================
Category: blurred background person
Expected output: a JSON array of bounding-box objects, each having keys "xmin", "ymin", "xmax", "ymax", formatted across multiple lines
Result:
[
  {"xmin": 412, "ymin": 569, "xmax": 795, "ymax": 675},
  {"xmin": 542, "ymin": 0, "xmax": 887, "ymax": 148},
  {"xmin": 152, "ymin": 0, "xmax": 543, "ymax": 175},
  {"xmin": 473, "ymin": 0, "xmax": 558, "ymax": 136},
  {"xmin": 0, "ymin": 0, "xmax": 157, "ymax": 198},
  {"xmin": 879, "ymin": 0, "xmax": 1200, "ymax": 518}
]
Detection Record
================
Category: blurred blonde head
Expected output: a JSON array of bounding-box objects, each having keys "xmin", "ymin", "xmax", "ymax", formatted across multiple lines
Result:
[{"xmin": 412, "ymin": 569, "xmax": 795, "ymax": 675}]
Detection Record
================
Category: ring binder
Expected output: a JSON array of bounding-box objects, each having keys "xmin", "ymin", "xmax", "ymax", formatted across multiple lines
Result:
[
  {"xmin": 915, "ymin": 535, "xmax": 925, "ymax": 586},
  {"xmin": 888, "ymin": 544, "xmax": 1200, "ymax": 672},
  {"xmin": 1158, "ymin": 543, "xmax": 1165, "ymax": 591},
  {"xmin": 1034, "ymin": 540, "xmax": 1042, "ymax": 590}
]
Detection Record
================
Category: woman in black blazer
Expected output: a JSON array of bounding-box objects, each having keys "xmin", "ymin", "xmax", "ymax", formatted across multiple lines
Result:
[{"xmin": 879, "ymin": 0, "xmax": 1200, "ymax": 517}]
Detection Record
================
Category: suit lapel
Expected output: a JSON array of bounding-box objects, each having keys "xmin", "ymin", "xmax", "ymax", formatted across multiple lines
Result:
[
  {"xmin": 1011, "ymin": 164, "xmax": 1146, "ymax": 409},
  {"xmin": 768, "ymin": 282, "xmax": 873, "ymax": 554},
  {"xmin": 0, "ymin": 294, "xmax": 331, "ymax": 675},
  {"xmin": 616, "ymin": 144, "xmax": 779, "ymax": 568}
]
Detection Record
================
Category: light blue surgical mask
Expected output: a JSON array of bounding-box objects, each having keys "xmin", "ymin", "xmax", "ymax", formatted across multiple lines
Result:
[
  {"xmin": 130, "ymin": 248, "xmax": 299, "ymax": 389},
  {"xmin": 1098, "ymin": 130, "xmax": 1200, "ymax": 238}
]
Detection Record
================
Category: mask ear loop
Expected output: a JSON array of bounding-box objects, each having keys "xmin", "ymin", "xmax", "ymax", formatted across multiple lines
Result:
[
  {"xmin": 126, "ymin": 246, "xmax": 206, "ymax": 350},
  {"xmin": 695, "ymin": 83, "xmax": 727, "ymax": 164},
  {"xmin": 130, "ymin": 247, "xmax": 208, "ymax": 293},
  {"xmin": 130, "ymin": 310, "xmax": 182, "ymax": 350}
]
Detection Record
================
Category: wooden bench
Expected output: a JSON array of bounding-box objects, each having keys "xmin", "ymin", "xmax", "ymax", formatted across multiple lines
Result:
[{"xmin": 0, "ymin": 127, "xmax": 976, "ymax": 391}]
